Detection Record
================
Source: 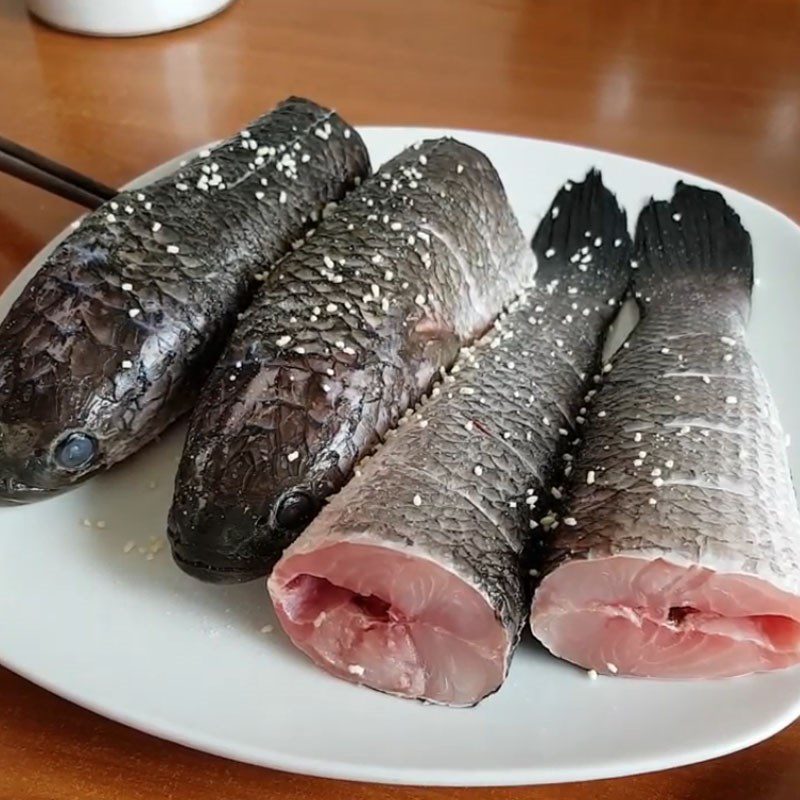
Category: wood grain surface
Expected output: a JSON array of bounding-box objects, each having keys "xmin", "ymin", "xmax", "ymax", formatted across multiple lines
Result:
[{"xmin": 1, "ymin": 0, "xmax": 799, "ymax": 797}]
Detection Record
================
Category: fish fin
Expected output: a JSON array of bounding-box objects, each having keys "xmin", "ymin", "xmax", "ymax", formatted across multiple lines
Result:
[
  {"xmin": 633, "ymin": 182, "xmax": 753, "ymax": 315},
  {"xmin": 532, "ymin": 169, "xmax": 632, "ymax": 299}
]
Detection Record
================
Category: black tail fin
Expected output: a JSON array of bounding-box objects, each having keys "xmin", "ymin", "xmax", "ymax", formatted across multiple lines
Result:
[
  {"xmin": 633, "ymin": 182, "xmax": 753, "ymax": 315},
  {"xmin": 532, "ymin": 170, "xmax": 632, "ymax": 301}
]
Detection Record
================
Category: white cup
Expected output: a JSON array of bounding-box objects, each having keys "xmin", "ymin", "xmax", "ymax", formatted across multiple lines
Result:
[{"xmin": 26, "ymin": 0, "xmax": 237, "ymax": 37}]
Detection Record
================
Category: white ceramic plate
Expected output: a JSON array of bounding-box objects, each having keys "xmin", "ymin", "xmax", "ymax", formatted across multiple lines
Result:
[{"xmin": 1, "ymin": 128, "xmax": 799, "ymax": 787}]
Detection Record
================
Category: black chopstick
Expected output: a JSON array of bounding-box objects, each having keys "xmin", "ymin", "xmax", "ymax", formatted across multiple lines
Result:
[{"xmin": 0, "ymin": 135, "xmax": 117, "ymax": 210}]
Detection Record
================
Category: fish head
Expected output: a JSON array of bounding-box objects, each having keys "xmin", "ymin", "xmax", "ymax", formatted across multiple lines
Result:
[
  {"xmin": 0, "ymin": 369, "xmax": 105, "ymax": 502},
  {"xmin": 168, "ymin": 357, "xmax": 370, "ymax": 582},
  {"xmin": 0, "ymin": 240, "xmax": 188, "ymax": 502}
]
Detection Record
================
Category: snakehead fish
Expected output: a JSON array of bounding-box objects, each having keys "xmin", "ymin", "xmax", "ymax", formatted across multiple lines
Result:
[
  {"xmin": 531, "ymin": 183, "xmax": 800, "ymax": 679},
  {"xmin": 0, "ymin": 97, "xmax": 369, "ymax": 502},
  {"xmin": 267, "ymin": 172, "xmax": 632, "ymax": 705},
  {"xmin": 168, "ymin": 138, "xmax": 535, "ymax": 583}
]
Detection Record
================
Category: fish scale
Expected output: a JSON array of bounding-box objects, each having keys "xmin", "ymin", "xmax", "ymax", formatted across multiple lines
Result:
[
  {"xmin": 548, "ymin": 304, "xmax": 794, "ymax": 571},
  {"xmin": 268, "ymin": 171, "xmax": 632, "ymax": 706},
  {"xmin": 531, "ymin": 183, "xmax": 800, "ymax": 679},
  {"xmin": 168, "ymin": 138, "xmax": 536, "ymax": 582},
  {"xmin": 0, "ymin": 97, "xmax": 369, "ymax": 501}
]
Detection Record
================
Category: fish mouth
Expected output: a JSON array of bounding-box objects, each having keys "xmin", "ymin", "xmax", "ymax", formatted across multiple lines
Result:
[
  {"xmin": 0, "ymin": 477, "xmax": 54, "ymax": 505},
  {"xmin": 167, "ymin": 502, "xmax": 289, "ymax": 583},
  {"xmin": 169, "ymin": 543, "xmax": 267, "ymax": 584}
]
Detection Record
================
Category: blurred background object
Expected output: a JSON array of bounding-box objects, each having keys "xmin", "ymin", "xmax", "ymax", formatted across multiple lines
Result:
[{"xmin": 26, "ymin": 0, "xmax": 236, "ymax": 37}]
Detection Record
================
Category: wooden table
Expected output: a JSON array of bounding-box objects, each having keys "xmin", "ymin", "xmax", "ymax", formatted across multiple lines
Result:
[{"xmin": 1, "ymin": 0, "xmax": 799, "ymax": 797}]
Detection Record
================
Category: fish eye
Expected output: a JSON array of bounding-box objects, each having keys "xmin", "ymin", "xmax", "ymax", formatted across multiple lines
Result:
[
  {"xmin": 54, "ymin": 432, "xmax": 98, "ymax": 471},
  {"xmin": 276, "ymin": 491, "xmax": 316, "ymax": 530}
]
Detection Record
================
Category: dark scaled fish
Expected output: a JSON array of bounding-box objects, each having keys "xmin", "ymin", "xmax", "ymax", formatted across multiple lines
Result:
[
  {"xmin": 531, "ymin": 183, "xmax": 800, "ymax": 679},
  {"xmin": 168, "ymin": 138, "xmax": 535, "ymax": 583},
  {"xmin": 0, "ymin": 97, "xmax": 369, "ymax": 503},
  {"xmin": 267, "ymin": 171, "xmax": 632, "ymax": 705}
]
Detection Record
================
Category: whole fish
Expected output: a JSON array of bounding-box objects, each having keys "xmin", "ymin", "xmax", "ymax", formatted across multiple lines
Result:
[
  {"xmin": 0, "ymin": 97, "xmax": 369, "ymax": 502},
  {"xmin": 531, "ymin": 183, "xmax": 800, "ymax": 679},
  {"xmin": 168, "ymin": 138, "xmax": 535, "ymax": 583},
  {"xmin": 268, "ymin": 172, "xmax": 632, "ymax": 705}
]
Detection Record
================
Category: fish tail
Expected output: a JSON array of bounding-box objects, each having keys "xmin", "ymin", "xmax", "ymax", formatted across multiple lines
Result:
[
  {"xmin": 532, "ymin": 169, "xmax": 632, "ymax": 294},
  {"xmin": 633, "ymin": 182, "xmax": 754, "ymax": 314}
]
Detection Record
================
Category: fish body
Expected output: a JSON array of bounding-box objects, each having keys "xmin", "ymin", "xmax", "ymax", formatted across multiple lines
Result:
[
  {"xmin": 531, "ymin": 183, "xmax": 800, "ymax": 678},
  {"xmin": 0, "ymin": 97, "xmax": 369, "ymax": 502},
  {"xmin": 168, "ymin": 138, "xmax": 536, "ymax": 583},
  {"xmin": 268, "ymin": 173, "xmax": 632, "ymax": 705}
]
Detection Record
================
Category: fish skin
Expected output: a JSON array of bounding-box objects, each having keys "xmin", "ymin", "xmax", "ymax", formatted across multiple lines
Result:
[
  {"xmin": 0, "ymin": 97, "xmax": 369, "ymax": 502},
  {"xmin": 168, "ymin": 138, "xmax": 536, "ymax": 583},
  {"xmin": 267, "ymin": 172, "xmax": 632, "ymax": 704},
  {"xmin": 536, "ymin": 183, "xmax": 800, "ymax": 602}
]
